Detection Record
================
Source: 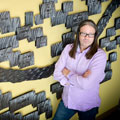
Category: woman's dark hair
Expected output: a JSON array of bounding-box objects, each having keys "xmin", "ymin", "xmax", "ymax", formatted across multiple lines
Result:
[{"xmin": 69, "ymin": 19, "xmax": 99, "ymax": 59}]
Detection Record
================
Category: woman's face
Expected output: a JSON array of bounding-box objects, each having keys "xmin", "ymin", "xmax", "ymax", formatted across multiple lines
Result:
[{"xmin": 79, "ymin": 25, "xmax": 96, "ymax": 50}]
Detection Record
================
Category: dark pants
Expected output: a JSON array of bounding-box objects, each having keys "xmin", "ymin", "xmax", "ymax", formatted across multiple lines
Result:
[{"xmin": 53, "ymin": 100, "xmax": 98, "ymax": 120}]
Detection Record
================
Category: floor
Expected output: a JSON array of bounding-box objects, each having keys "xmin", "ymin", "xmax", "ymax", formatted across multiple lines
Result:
[{"xmin": 98, "ymin": 108, "xmax": 120, "ymax": 120}]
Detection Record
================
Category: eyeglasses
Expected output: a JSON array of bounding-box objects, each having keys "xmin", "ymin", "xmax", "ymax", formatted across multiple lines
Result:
[{"xmin": 80, "ymin": 32, "xmax": 95, "ymax": 38}]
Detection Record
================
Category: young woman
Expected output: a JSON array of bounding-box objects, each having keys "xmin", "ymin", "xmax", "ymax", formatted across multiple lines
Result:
[{"xmin": 53, "ymin": 19, "xmax": 107, "ymax": 120}]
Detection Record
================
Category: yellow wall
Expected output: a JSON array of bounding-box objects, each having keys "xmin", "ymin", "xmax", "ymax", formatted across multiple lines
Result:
[{"xmin": 0, "ymin": 0, "xmax": 120, "ymax": 120}]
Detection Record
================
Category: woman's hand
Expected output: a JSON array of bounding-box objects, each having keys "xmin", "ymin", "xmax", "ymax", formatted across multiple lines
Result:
[
  {"xmin": 62, "ymin": 68, "xmax": 91, "ymax": 78},
  {"xmin": 62, "ymin": 68, "xmax": 70, "ymax": 77},
  {"xmin": 82, "ymin": 70, "xmax": 91, "ymax": 78}
]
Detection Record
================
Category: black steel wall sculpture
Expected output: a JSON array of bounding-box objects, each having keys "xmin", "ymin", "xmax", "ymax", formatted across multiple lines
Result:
[
  {"xmin": 50, "ymin": 82, "xmax": 63, "ymax": 99},
  {"xmin": 0, "ymin": 90, "xmax": 52, "ymax": 120},
  {"xmin": 0, "ymin": 0, "xmax": 120, "ymax": 119}
]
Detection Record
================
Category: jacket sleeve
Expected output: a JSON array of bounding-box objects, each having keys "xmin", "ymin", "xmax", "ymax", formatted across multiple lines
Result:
[
  {"xmin": 53, "ymin": 45, "xmax": 70, "ymax": 86},
  {"xmin": 67, "ymin": 49, "xmax": 107, "ymax": 90}
]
